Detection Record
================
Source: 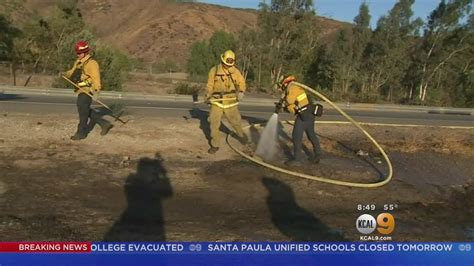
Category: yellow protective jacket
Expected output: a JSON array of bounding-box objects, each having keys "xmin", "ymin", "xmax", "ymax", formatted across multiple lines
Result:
[
  {"xmin": 206, "ymin": 64, "xmax": 246, "ymax": 108},
  {"xmin": 284, "ymin": 82, "xmax": 310, "ymax": 115},
  {"xmin": 65, "ymin": 54, "xmax": 101, "ymax": 94}
]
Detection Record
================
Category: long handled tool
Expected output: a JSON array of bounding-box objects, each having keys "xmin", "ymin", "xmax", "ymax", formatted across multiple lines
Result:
[{"xmin": 62, "ymin": 76, "xmax": 128, "ymax": 125}]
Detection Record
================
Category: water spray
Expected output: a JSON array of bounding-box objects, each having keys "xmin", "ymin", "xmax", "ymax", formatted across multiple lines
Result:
[
  {"xmin": 254, "ymin": 98, "xmax": 285, "ymax": 161},
  {"xmin": 255, "ymin": 113, "xmax": 279, "ymax": 161},
  {"xmin": 227, "ymin": 83, "xmax": 394, "ymax": 188}
]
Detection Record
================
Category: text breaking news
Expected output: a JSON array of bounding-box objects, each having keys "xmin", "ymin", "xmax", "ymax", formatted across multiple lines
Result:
[{"xmin": 0, "ymin": 241, "xmax": 472, "ymax": 265}]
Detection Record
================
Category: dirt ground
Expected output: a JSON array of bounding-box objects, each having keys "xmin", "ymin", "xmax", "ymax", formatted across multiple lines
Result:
[{"xmin": 0, "ymin": 110, "xmax": 473, "ymax": 242}]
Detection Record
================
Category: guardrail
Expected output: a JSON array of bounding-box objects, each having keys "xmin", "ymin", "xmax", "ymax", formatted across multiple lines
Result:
[{"xmin": 1, "ymin": 85, "xmax": 473, "ymax": 115}]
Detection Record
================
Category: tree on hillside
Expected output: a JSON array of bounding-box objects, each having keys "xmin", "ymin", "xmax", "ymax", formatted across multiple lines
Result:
[
  {"xmin": 208, "ymin": 31, "xmax": 236, "ymax": 61},
  {"xmin": 415, "ymin": 0, "xmax": 472, "ymax": 103},
  {"xmin": 305, "ymin": 2, "xmax": 370, "ymax": 101},
  {"xmin": 236, "ymin": 27, "xmax": 259, "ymax": 81},
  {"xmin": 353, "ymin": 2, "xmax": 372, "ymax": 53},
  {"xmin": 17, "ymin": 0, "xmax": 85, "ymax": 73},
  {"xmin": 422, "ymin": 12, "xmax": 473, "ymax": 106},
  {"xmin": 363, "ymin": 0, "xmax": 423, "ymax": 101},
  {"xmin": 187, "ymin": 41, "xmax": 213, "ymax": 77},
  {"xmin": 329, "ymin": 29, "xmax": 355, "ymax": 98},
  {"xmin": 304, "ymin": 45, "xmax": 335, "ymax": 96},
  {"xmin": 187, "ymin": 31, "xmax": 236, "ymax": 78},
  {"xmin": 352, "ymin": 2, "xmax": 372, "ymax": 97},
  {"xmin": 269, "ymin": 0, "xmax": 314, "ymax": 14},
  {"xmin": 4, "ymin": 0, "xmax": 132, "ymax": 90},
  {"xmin": 93, "ymin": 45, "xmax": 131, "ymax": 91},
  {"xmin": 257, "ymin": 0, "xmax": 319, "ymax": 87},
  {"xmin": 0, "ymin": 14, "xmax": 21, "ymax": 61}
]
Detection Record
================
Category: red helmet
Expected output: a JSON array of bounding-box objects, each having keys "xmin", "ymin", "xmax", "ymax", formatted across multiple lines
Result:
[
  {"xmin": 75, "ymin": 41, "xmax": 90, "ymax": 54},
  {"xmin": 277, "ymin": 75, "xmax": 296, "ymax": 87}
]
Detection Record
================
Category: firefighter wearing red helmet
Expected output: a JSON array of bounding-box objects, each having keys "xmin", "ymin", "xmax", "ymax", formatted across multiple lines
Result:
[
  {"xmin": 64, "ymin": 40, "xmax": 113, "ymax": 140},
  {"xmin": 276, "ymin": 75, "xmax": 322, "ymax": 166}
]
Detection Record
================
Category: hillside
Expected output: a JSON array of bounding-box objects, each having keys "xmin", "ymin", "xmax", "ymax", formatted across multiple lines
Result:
[{"xmin": 16, "ymin": 0, "xmax": 349, "ymax": 66}]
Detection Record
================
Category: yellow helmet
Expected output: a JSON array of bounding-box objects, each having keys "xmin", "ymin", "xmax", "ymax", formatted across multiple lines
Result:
[{"xmin": 221, "ymin": 50, "xmax": 236, "ymax": 66}]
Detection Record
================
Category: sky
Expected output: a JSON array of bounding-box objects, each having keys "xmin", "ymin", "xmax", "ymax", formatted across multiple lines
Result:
[{"xmin": 197, "ymin": 0, "xmax": 442, "ymax": 28}]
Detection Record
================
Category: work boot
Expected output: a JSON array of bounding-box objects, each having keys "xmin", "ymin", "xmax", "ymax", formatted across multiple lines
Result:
[
  {"xmin": 70, "ymin": 132, "xmax": 87, "ymax": 141},
  {"xmin": 100, "ymin": 123, "xmax": 114, "ymax": 136},
  {"xmin": 309, "ymin": 153, "xmax": 321, "ymax": 164},
  {"xmin": 285, "ymin": 159, "xmax": 303, "ymax": 167},
  {"xmin": 309, "ymin": 149, "xmax": 322, "ymax": 164},
  {"xmin": 208, "ymin": 146, "xmax": 219, "ymax": 154},
  {"xmin": 309, "ymin": 151, "xmax": 321, "ymax": 164}
]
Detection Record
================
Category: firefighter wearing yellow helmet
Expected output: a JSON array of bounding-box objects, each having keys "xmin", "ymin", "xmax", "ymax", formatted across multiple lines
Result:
[
  {"xmin": 206, "ymin": 50, "xmax": 248, "ymax": 154},
  {"xmin": 276, "ymin": 75, "xmax": 322, "ymax": 166}
]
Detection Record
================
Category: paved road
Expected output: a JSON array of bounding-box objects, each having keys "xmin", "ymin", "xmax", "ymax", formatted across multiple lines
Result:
[{"xmin": 0, "ymin": 91, "xmax": 473, "ymax": 127}]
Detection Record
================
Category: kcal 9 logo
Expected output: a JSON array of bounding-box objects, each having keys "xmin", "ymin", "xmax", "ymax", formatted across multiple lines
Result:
[{"xmin": 356, "ymin": 213, "xmax": 395, "ymax": 235}]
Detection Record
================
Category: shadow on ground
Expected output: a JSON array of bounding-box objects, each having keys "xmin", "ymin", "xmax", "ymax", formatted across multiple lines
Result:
[
  {"xmin": 103, "ymin": 153, "xmax": 173, "ymax": 241},
  {"xmin": 262, "ymin": 177, "xmax": 346, "ymax": 241}
]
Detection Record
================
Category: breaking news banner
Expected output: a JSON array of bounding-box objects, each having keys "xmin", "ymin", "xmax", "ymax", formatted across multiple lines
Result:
[{"xmin": 0, "ymin": 242, "xmax": 472, "ymax": 266}]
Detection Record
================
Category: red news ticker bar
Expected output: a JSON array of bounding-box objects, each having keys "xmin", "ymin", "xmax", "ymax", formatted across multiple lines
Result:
[{"xmin": 0, "ymin": 242, "xmax": 91, "ymax": 252}]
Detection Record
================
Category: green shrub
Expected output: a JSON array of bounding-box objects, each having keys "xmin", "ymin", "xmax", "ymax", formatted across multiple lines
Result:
[
  {"xmin": 94, "ymin": 45, "xmax": 131, "ymax": 91},
  {"xmin": 174, "ymin": 83, "xmax": 201, "ymax": 95}
]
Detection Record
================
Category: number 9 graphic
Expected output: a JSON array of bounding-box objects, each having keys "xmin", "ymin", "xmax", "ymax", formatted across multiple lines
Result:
[{"xmin": 377, "ymin": 213, "xmax": 395, "ymax": 235}]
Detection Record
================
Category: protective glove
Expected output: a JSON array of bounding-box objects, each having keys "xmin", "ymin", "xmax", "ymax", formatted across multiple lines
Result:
[{"xmin": 237, "ymin": 92, "xmax": 244, "ymax": 101}]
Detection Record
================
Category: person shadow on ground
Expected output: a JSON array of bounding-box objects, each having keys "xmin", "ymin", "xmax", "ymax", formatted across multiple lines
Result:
[
  {"xmin": 103, "ymin": 153, "xmax": 173, "ymax": 241},
  {"xmin": 188, "ymin": 108, "xmax": 214, "ymax": 146},
  {"xmin": 262, "ymin": 177, "xmax": 346, "ymax": 241}
]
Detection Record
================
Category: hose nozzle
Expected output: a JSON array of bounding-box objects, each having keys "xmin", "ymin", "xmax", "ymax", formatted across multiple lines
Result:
[{"xmin": 274, "ymin": 101, "xmax": 283, "ymax": 114}]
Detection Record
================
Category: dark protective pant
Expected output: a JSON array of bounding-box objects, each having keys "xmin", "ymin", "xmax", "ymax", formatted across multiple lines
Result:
[
  {"xmin": 75, "ymin": 93, "xmax": 110, "ymax": 136},
  {"xmin": 292, "ymin": 109, "xmax": 322, "ymax": 161}
]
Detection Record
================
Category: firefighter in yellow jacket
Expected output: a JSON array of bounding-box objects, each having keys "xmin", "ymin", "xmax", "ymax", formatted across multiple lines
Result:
[
  {"xmin": 276, "ymin": 75, "xmax": 322, "ymax": 166},
  {"xmin": 206, "ymin": 50, "xmax": 248, "ymax": 154},
  {"xmin": 64, "ymin": 40, "xmax": 113, "ymax": 140}
]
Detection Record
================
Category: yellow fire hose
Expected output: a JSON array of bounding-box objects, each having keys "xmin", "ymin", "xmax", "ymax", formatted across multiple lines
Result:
[{"xmin": 226, "ymin": 82, "xmax": 394, "ymax": 188}]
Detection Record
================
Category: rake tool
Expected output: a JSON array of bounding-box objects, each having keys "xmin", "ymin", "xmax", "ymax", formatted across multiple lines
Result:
[{"xmin": 62, "ymin": 76, "xmax": 128, "ymax": 125}]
